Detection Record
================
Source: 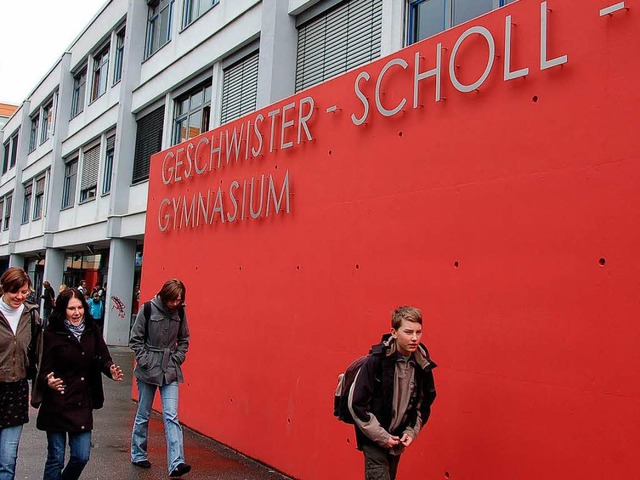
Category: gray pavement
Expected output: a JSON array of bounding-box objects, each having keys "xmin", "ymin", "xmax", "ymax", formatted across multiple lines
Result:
[{"xmin": 16, "ymin": 347, "xmax": 293, "ymax": 480}]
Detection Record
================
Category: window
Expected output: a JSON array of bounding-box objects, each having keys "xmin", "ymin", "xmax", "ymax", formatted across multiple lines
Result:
[
  {"xmin": 407, "ymin": 0, "xmax": 515, "ymax": 44},
  {"xmin": 102, "ymin": 136, "xmax": 115, "ymax": 194},
  {"xmin": 220, "ymin": 52, "xmax": 259, "ymax": 125},
  {"xmin": 33, "ymin": 175, "xmax": 45, "ymax": 220},
  {"xmin": 3, "ymin": 134, "xmax": 19, "ymax": 173},
  {"xmin": 183, "ymin": 0, "xmax": 218, "ymax": 28},
  {"xmin": 62, "ymin": 159, "xmax": 78, "ymax": 209},
  {"xmin": 91, "ymin": 47, "xmax": 109, "ymax": 102},
  {"xmin": 29, "ymin": 115, "xmax": 39, "ymax": 153},
  {"xmin": 40, "ymin": 101, "xmax": 53, "ymax": 144},
  {"xmin": 173, "ymin": 82, "xmax": 211, "ymax": 145},
  {"xmin": 1, "ymin": 142, "xmax": 8, "ymax": 174},
  {"xmin": 146, "ymin": 0, "xmax": 174, "ymax": 59},
  {"xmin": 113, "ymin": 29, "xmax": 125, "ymax": 84},
  {"xmin": 3, "ymin": 194, "xmax": 12, "ymax": 230},
  {"xmin": 0, "ymin": 198, "xmax": 4, "ymax": 229},
  {"xmin": 80, "ymin": 145, "xmax": 100, "ymax": 202},
  {"xmin": 295, "ymin": 0, "xmax": 382, "ymax": 92},
  {"xmin": 71, "ymin": 68, "xmax": 87, "ymax": 117},
  {"xmin": 9, "ymin": 134, "xmax": 18, "ymax": 169},
  {"xmin": 133, "ymin": 107, "xmax": 164, "ymax": 183},
  {"xmin": 21, "ymin": 183, "xmax": 32, "ymax": 224}
]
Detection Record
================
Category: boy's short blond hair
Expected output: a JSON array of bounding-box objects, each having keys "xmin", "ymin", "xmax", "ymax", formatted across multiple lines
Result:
[{"xmin": 391, "ymin": 306, "xmax": 422, "ymax": 330}]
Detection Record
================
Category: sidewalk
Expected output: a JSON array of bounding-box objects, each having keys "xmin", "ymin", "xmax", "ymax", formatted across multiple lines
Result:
[{"xmin": 17, "ymin": 346, "xmax": 293, "ymax": 480}]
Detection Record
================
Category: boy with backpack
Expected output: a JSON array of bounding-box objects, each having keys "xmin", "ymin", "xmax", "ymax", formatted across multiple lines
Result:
[
  {"xmin": 129, "ymin": 279, "xmax": 191, "ymax": 477},
  {"xmin": 343, "ymin": 306, "xmax": 437, "ymax": 480}
]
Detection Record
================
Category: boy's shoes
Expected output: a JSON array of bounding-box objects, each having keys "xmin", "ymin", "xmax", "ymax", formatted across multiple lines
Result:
[
  {"xmin": 132, "ymin": 460, "xmax": 152, "ymax": 468},
  {"xmin": 170, "ymin": 463, "xmax": 192, "ymax": 477}
]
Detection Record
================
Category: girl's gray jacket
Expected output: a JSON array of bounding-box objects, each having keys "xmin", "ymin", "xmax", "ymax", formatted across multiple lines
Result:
[{"xmin": 129, "ymin": 297, "xmax": 190, "ymax": 386}]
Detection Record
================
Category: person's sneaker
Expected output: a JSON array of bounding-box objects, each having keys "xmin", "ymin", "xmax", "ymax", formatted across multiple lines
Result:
[
  {"xmin": 169, "ymin": 463, "xmax": 192, "ymax": 477},
  {"xmin": 132, "ymin": 460, "xmax": 152, "ymax": 468}
]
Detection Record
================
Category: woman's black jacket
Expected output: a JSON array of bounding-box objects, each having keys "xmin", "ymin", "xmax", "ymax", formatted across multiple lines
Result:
[{"xmin": 35, "ymin": 316, "xmax": 113, "ymax": 433}]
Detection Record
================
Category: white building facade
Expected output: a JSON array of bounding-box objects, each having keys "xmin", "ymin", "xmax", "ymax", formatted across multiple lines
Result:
[{"xmin": 0, "ymin": 0, "xmax": 513, "ymax": 345}]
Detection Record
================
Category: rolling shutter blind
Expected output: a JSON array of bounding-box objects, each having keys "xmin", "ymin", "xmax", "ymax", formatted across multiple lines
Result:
[
  {"xmin": 35, "ymin": 176, "xmax": 45, "ymax": 195},
  {"xmin": 106, "ymin": 135, "xmax": 116, "ymax": 151},
  {"xmin": 133, "ymin": 107, "xmax": 164, "ymax": 183},
  {"xmin": 220, "ymin": 51, "xmax": 260, "ymax": 125},
  {"xmin": 295, "ymin": 0, "xmax": 382, "ymax": 92},
  {"xmin": 81, "ymin": 145, "xmax": 100, "ymax": 190}
]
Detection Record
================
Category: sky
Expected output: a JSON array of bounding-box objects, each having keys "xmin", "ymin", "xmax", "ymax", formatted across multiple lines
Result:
[{"xmin": 0, "ymin": 0, "xmax": 107, "ymax": 105}]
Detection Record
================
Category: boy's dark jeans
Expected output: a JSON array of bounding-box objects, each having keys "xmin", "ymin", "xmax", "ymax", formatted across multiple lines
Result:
[{"xmin": 362, "ymin": 443, "xmax": 401, "ymax": 480}]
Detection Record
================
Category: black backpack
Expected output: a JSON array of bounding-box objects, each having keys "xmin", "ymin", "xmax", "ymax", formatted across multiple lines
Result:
[{"xmin": 333, "ymin": 355, "xmax": 371, "ymax": 424}]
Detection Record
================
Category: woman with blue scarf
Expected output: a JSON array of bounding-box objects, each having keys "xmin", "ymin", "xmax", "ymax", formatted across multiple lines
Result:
[{"xmin": 34, "ymin": 288, "xmax": 123, "ymax": 480}]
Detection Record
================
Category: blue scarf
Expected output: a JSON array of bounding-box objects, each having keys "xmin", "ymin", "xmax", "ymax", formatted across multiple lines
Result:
[{"xmin": 64, "ymin": 319, "xmax": 85, "ymax": 341}]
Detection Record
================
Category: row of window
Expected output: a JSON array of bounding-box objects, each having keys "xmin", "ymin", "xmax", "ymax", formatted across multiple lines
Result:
[
  {"xmin": 71, "ymin": 28, "xmax": 126, "ymax": 119},
  {"xmin": 408, "ymin": 0, "xmax": 517, "ymax": 44},
  {"xmin": 61, "ymin": 135, "xmax": 115, "ymax": 210},
  {"xmin": 146, "ymin": 0, "xmax": 220, "ymax": 58},
  {"xmin": 6, "ymin": 0, "xmax": 518, "ymax": 219}
]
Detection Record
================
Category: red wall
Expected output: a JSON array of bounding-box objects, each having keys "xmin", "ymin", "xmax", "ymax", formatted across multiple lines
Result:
[{"xmin": 142, "ymin": 1, "xmax": 640, "ymax": 478}]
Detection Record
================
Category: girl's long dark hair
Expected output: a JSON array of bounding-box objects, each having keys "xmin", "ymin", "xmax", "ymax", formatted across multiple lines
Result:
[{"xmin": 48, "ymin": 288, "xmax": 96, "ymax": 330}]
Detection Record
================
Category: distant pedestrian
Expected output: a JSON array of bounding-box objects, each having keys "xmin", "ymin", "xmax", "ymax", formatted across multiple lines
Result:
[
  {"xmin": 88, "ymin": 293, "xmax": 104, "ymax": 331},
  {"xmin": 34, "ymin": 288, "xmax": 123, "ymax": 480},
  {"xmin": 348, "ymin": 306, "xmax": 437, "ymax": 480},
  {"xmin": 90, "ymin": 283, "xmax": 104, "ymax": 301},
  {"xmin": 129, "ymin": 279, "xmax": 191, "ymax": 477},
  {"xmin": 77, "ymin": 281, "xmax": 87, "ymax": 299},
  {"xmin": 0, "ymin": 267, "xmax": 41, "ymax": 480},
  {"xmin": 57, "ymin": 284, "xmax": 67, "ymax": 298},
  {"xmin": 40, "ymin": 281, "xmax": 56, "ymax": 328}
]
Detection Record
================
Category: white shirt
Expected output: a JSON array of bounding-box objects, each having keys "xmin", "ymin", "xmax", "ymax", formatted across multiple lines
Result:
[{"xmin": 0, "ymin": 297, "xmax": 25, "ymax": 334}]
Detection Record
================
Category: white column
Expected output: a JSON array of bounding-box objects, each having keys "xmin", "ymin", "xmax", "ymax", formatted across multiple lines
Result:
[
  {"xmin": 104, "ymin": 238, "xmax": 136, "ymax": 346},
  {"xmin": 256, "ymin": 0, "xmax": 298, "ymax": 108},
  {"xmin": 42, "ymin": 247, "xmax": 65, "ymax": 291},
  {"xmin": 9, "ymin": 254, "xmax": 25, "ymax": 268}
]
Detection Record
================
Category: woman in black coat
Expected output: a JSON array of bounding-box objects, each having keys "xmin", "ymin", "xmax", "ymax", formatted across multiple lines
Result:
[{"xmin": 35, "ymin": 288, "xmax": 123, "ymax": 480}]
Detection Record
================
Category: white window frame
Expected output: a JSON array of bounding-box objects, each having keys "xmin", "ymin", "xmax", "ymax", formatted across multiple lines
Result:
[
  {"xmin": 145, "ymin": 0, "xmax": 174, "ymax": 59},
  {"xmin": 91, "ymin": 46, "xmax": 110, "ymax": 102},
  {"xmin": 71, "ymin": 67, "xmax": 87, "ymax": 117}
]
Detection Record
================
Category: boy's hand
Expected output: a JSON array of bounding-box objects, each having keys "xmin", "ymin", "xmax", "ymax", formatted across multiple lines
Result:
[
  {"xmin": 400, "ymin": 433, "xmax": 413, "ymax": 447},
  {"xmin": 383, "ymin": 435, "xmax": 400, "ymax": 448}
]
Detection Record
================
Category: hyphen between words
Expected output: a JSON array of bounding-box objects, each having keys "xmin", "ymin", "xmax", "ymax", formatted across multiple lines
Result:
[{"xmin": 157, "ymin": 0, "xmax": 568, "ymax": 233}]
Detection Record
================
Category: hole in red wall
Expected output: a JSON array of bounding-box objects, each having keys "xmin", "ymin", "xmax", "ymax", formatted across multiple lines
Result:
[
  {"xmin": 287, "ymin": 418, "xmax": 291, "ymax": 424},
  {"xmin": 328, "ymin": 150, "xmax": 333, "ymax": 155},
  {"xmin": 355, "ymin": 264, "xmax": 360, "ymax": 270},
  {"xmin": 599, "ymin": 257, "xmax": 606, "ymax": 266},
  {"xmin": 346, "ymin": 438, "xmax": 350, "ymax": 444},
  {"xmin": 444, "ymin": 472, "xmax": 450, "ymax": 479},
  {"xmin": 454, "ymin": 261, "xmax": 459, "ymax": 268},
  {"xmin": 296, "ymin": 265, "xmax": 300, "ymax": 271},
  {"xmin": 239, "ymin": 266, "xmax": 242, "ymax": 271},
  {"xmin": 398, "ymin": 131, "xmax": 404, "ymax": 137},
  {"xmin": 532, "ymin": 95, "xmax": 539, "ymax": 102}
]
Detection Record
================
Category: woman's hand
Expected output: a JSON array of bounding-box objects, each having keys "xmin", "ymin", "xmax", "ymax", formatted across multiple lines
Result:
[
  {"xmin": 110, "ymin": 364, "xmax": 123, "ymax": 382},
  {"xmin": 46, "ymin": 372, "xmax": 65, "ymax": 393}
]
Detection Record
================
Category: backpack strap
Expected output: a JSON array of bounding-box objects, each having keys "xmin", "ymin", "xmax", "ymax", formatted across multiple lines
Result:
[{"xmin": 143, "ymin": 301, "xmax": 151, "ymax": 338}]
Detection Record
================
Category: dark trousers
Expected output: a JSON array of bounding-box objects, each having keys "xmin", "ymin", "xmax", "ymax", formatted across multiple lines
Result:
[{"xmin": 362, "ymin": 443, "xmax": 401, "ymax": 480}]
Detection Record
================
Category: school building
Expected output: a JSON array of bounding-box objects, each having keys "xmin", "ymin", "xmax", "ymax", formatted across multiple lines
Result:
[{"xmin": 2, "ymin": 1, "xmax": 639, "ymax": 479}]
